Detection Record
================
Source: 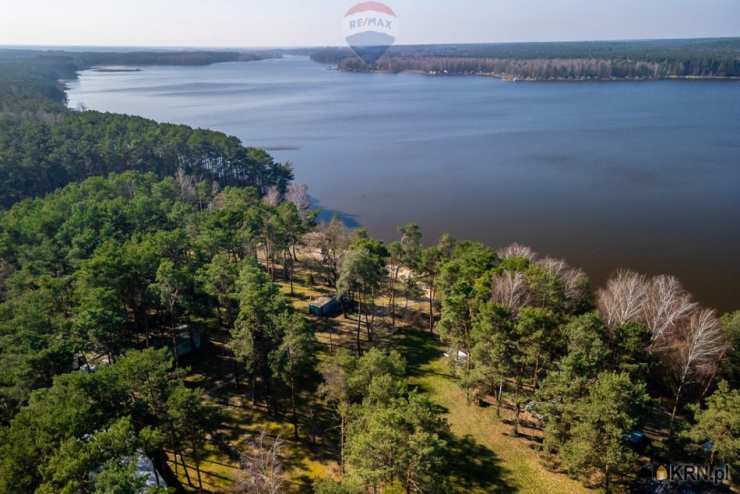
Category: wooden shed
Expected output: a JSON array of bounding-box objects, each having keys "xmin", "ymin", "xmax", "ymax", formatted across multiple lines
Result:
[
  {"xmin": 309, "ymin": 296, "xmax": 342, "ymax": 317},
  {"xmin": 172, "ymin": 324, "xmax": 205, "ymax": 359}
]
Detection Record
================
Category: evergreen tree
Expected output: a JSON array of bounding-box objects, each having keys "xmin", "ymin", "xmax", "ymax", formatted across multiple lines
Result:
[
  {"xmin": 685, "ymin": 381, "xmax": 739, "ymax": 472},
  {"xmin": 560, "ymin": 372, "xmax": 650, "ymax": 492},
  {"xmin": 271, "ymin": 312, "xmax": 317, "ymax": 438}
]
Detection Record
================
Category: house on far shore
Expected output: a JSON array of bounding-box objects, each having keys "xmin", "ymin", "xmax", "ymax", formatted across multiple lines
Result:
[{"xmin": 309, "ymin": 296, "xmax": 342, "ymax": 317}]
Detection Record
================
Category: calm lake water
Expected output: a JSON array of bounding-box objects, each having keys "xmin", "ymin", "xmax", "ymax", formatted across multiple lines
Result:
[{"xmin": 67, "ymin": 56, "xmax": 740, "ymax": 312}]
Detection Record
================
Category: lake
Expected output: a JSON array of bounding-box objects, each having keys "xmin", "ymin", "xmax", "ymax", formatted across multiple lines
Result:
[{"xmin": 66, "ymin": 56, "xmax": 740, "ymax": 311}]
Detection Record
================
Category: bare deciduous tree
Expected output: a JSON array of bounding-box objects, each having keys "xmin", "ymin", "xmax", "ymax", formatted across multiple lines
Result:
[
  {"xmin": 537, "ymin": 257, "xmax": 568, "ymax": 278},
  {"xmin": 597, "ymin": 270, "xmax": 728, "ymax": 432},
  {"xmin": 497, "ymin": 243, "xmax": 537, "ymax": 261},
  {"xmin": 262, "ymin": 186, "xmax": 281, "ymax": 208},
  {"xmin": 537, "ymin": 257, "xmax": 589, "ymax": 307},
  {"xmin": 491, "ymin": 271, "xmax": 530, "ymax": 313},
  {"xmin": 668, "ymin": 309, "xmax": 727, "ymax": 431},
  {"xmin": 563, "ymin": 269, "xmax": 589, "ymax": 302},
  {"xmin": 597, "ymin": 270, "xmax": 648, "ymax": 327},
  {"xmin": 643, "ymin": 275, "xmax": 696, "ymax": 345},
  {"xmin": 175, "ymin": 167, "xmax": 198, "ymax": 203},
  {"xmin": 285, "ymin": 183, "xmax": 310, "ymax": 211},
  {"xmin": 598, "ymin": 271, "xmax": 698, "ymax": 345},
  {"xmin": 313, "ymin": 218, "xmax": 352, "ymax": 288},
  {"xmin": 232, "ymin": 431, "xmax": 285, "ymax": 494}
]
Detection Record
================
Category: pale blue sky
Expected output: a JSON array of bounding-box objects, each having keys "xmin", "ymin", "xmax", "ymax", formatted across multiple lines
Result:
[{"xmin": 1, "ymin": 0, "xmax": 738, "ymax": 48}]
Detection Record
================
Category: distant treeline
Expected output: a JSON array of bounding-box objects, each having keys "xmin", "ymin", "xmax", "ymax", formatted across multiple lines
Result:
[
  {"xmin": 0, "ymin": 49, "xmax": 289, "ymax": 207},
  {"xmin": 63, "ymin": 50, "xmax": 272, "ymax": 67},
  {"xmin": 0, "ymin": 49, "xmax": 278, "ymax": 113},
  {"xmin": 310, "ymin": 38, "xmax": 740, "ymax": 80},
  {"xmin": 0, "ymin": 54, "xmax": 76, "ymax": 113}
]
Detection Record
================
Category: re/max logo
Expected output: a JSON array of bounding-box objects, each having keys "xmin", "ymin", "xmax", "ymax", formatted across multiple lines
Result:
[
  {"xmin": 348, "ymin": 17, "xmax": 393, "ymax": 30},
  {"xmin": 657, "ymin": 464, "xmax": 730, "ymax": 484}
]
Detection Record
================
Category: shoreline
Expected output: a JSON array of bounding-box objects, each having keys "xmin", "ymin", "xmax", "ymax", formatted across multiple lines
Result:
[
  {"xmin": 338, "ymin": 66, "xmax": 740, "ymax": 82},
  {"xmin": 62, "ymin": 60, "xmax": 740, "ymax": 313}
]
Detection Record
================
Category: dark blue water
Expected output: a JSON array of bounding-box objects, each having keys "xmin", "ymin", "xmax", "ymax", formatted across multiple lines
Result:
[{"xmin": 67, "ymin": 56, "xmax": 740, "ymax": 311}]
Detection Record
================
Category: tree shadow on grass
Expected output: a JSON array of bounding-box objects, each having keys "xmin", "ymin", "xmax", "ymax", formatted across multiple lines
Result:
[
  {"xmin": 443, "ymin": 433, "xmax": 515, "ymax": 493},
  {"xmin": 213, "ymin": 402, "xmax": 340, "ymax": 493},
  {"xmin": 392, "ymin": 327, "xmax": 444, "ymax": 377}
]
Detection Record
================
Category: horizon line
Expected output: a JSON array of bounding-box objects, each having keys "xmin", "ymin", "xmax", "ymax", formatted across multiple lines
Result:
[{"xmin": 2, "ymin": 35, "xmax": 739, "ymax": 52}]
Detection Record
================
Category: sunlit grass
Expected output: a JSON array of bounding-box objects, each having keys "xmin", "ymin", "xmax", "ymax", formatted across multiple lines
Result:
[
  {"xmin": 173, "ymin": 261, "xmax": 593, "ymax": 493},
  {"xmin": 410, "ymin": 351, "xmax": 593, "ymax": 494},
  {"xmin": 171, "ymin": 395, "xmax": 338, "ymax": 493}
]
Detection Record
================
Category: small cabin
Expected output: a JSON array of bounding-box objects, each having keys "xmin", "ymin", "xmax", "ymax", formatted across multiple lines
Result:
[
  {"xmin": 172, "ymin": 325, "xmax": 205, "ymax": 359},
  {"xmin": 309, "ymin": 296, "xmax": 342, "ymax": 317}
]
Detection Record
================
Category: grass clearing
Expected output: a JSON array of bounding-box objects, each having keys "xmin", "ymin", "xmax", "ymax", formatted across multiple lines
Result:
[
  {"xmin": 170, "ymin": 265, "xmax": 594, "ymax": 493},
  {"xmin": 397, "ymin": 329, "xmax": 594, "ymax": 494}
]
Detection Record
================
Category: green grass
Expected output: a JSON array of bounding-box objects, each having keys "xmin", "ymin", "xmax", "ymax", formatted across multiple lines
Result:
[
  {"xmin": 173, "ymin": 284, "xmax": 340, "ymax": 493},
  {"xmin": 397, "ymin": 329, "xmax": 594, "ymax": 494},
  {"xmin": 170, "ymin": 402, "xmax": 337, "ymax": 493},
  {"xmin": 174, "ymin": 263, "xmax": 594, "ymax": 493}
]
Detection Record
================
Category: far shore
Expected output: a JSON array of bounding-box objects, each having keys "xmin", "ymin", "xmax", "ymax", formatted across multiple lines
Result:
[{"xmin": 338, "ymin": 66, "xmax": 740, "ymax": 82}]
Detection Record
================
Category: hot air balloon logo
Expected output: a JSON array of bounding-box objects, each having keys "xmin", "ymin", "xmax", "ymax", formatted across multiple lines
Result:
[{"xmin": 342, "ymin": 2, "xmax": 399, "ymax": 66}]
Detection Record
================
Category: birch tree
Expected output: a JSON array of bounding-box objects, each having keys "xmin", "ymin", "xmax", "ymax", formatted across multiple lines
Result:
[
  {"xmin": 669, "ymin": 309, "xmax": 727, "ymax": 431},
  {"xmin": 537, "ymin": 257, "xmax": 591, "ymax": 312},
  {"xmin": 284, "ymin": 183, "xmax": 310, "ymax": 212},
  {"xmin": 262, "ymin": 186, "xmax": 281, "ymax": 208},
  {"xmin": 491, "ymin": 271, "xmax": 530, "ymax": 314},
  {"xmin": 596, "ymin": 270, "xmax": 648, "ymax": 328},
  {"xmin": 643, "ymin": 275, "xmax": 696, "ymax": 345},
  {"xmin": 497, "ymin": 243, "xmax": 537, "ymax": 262}
]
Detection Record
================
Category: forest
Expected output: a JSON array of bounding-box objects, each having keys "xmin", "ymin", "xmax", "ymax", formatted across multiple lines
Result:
[
  {"xmin": 0, "ymin": 48, "xmax": 277, "ymax": 114},
  {"xmin": 0, "ymin": 49, "xmax": 290, "ymax": 207},
  {"xmin": 0, "ymin": 49, "xmax": 738, "ymax": 494},
  {"xmin": 310, "ymin": 38, "xmax": 740, "ymax": 80}
]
